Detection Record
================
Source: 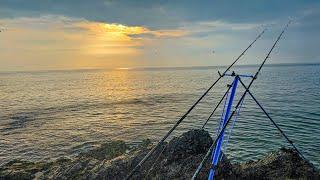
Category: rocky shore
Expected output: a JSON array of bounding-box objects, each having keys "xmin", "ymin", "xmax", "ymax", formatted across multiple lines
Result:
[{"xmin": 0, "ymin": 129, "xmax": 319, "ymax": 179}]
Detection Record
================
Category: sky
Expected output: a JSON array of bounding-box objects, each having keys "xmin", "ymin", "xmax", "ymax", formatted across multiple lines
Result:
[{"xmin": 0, "ymin": 0, "xmax": 319, "ymax": 71}]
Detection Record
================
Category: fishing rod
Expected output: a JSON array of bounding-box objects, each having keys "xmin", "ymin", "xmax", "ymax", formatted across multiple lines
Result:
[
  {"xmin": 207, "ymin": 75, "xmax": 239, "ymax": 180},
  {"xmin": 192, "ymin": 21, "xmax": 291, "ymax": 180},
  {"xmin": 201, "ymin": 84, "xmax": 233, "ymax": 129},
  {"xmin": 125, "ymin": 28, "xmax": 266, "ymax": 179},
  {"xmin": 238, "ymin": 78, "xmax": 313, "ymax": 166}
]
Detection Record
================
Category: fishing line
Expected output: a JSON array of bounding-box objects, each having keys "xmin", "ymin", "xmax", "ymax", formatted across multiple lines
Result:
[
  {"xmin": 125, "ymin": 28, "xmax": 266, "ymax": 180},
  {"xmin": 192, "ymin": 21, "xmax": 291, "ymax": 179}
]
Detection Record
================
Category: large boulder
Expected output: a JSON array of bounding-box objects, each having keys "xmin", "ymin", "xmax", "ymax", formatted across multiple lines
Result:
[{"xmin": 165, "ymin": 129, "xmax": 213, "ymax": 162}]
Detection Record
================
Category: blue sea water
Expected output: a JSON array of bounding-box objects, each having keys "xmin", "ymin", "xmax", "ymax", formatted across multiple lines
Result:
[{"xmin": 0, "ymin": 64, "xmax": 319, "ymax": 167}]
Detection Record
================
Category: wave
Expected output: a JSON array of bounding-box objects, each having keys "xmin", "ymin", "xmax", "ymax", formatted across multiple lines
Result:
[{"xmin": 0, "ymin": 92, "xmax": 194, "ymax": 132}]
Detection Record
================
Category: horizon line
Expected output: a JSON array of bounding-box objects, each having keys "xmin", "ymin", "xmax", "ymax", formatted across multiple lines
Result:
[{"xmin": 1, "ymin": 62, "xmax": 319, "ymax": 74}]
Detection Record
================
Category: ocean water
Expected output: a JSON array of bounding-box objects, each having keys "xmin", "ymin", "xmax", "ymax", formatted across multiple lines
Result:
[{"xmin": 0, "ymin": 64, "xmax": 319, "ymax": 167}]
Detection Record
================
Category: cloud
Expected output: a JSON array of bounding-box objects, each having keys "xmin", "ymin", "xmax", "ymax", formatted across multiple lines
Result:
[
  {"xmin": 1, "ymin": 0, "xmax": 318, "ymax": 28},
  {"xmin": 74, "ymin": 21, "xmax": 188, "ymax": 38},
  {"xmin": 194, "ymin": 21, "xmax": 261, "ymax": 30},
  {"xmin": 0, "ymin": 5, "xmax": 319, "ymax": 72},
  {"xmin": 0, "ymin": 15, "xmax": 191, "ymax": 71},
  {"xmin": 0, "ymin": 15, "xmax": 188, "ymax": 48},
  {"xmin": 0, "ymin": 15, "xmax": 270, "ymax": 70}
]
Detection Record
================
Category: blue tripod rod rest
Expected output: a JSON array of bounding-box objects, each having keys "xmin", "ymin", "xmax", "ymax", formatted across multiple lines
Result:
[{"xmin": 208, "ymin": 76, "xmax": 239, "ymax": 180}]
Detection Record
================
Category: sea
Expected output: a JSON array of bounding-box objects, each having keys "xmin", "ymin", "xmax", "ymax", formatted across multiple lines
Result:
[{"xmin": 0, "ymin": 63, "xmax": 319, "ymax": 167}]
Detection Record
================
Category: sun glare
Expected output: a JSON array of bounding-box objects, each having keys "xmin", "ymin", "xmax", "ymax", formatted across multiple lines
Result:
[{"xmin": 117, "ymin": 67, "xmax": 130, "ymax": 70}]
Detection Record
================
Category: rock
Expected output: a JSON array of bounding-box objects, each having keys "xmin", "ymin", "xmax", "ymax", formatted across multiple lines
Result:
[
  {"xmin": 234, "ymin": 148, "xmax": 320, "ymax": 180},
  {"xmin": 214, "ymin": 153, "xmax": 237, "ymax": 179},
  {"xmin": 0, "ymin": 129, "xmax": 319, "ymax": 180},
  {"xmin": 143, "ymin": 129, "xmax": 213, "ymax": 179},
  {"xmin": 165, "ymin": 129, "xmax": 212, "ymax": 163},
  {"xmin": 0, "ymin": 159, "xmax": 46, "ymax": 179},
  {"xmin": 80, "ymin": 140, "xmax": 128, "ymax": 161}
]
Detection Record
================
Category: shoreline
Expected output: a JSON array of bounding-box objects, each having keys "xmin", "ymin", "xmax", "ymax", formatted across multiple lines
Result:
[{"xmin": 1, "ymin": 129, "xmax": 319, "ymax": 179}]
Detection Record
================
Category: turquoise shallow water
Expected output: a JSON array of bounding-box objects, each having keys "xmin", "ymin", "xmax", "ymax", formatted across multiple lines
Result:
[{"xmin": 0, "ymin": 64, "xmax": 319, "ymax": 167}]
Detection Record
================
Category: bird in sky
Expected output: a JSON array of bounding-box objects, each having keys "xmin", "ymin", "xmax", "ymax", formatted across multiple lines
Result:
[{"xmin": 0, "ymin": 23, "xmax": 4, "ymax": 32}]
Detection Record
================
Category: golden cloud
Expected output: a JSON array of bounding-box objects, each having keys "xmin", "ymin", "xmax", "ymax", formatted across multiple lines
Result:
[
  {"xmin": 74, "ymin": 21, "xmax": 187, "ymax": 38},
  {"xmin": 0, "ymin": 15, "xmax": 189, "ymax": 70}
]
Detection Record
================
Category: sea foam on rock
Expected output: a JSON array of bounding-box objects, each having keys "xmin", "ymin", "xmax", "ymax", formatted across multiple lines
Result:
[{"xmin": 0, "ymin": 129, "xmax": 319, "ymax": 179}]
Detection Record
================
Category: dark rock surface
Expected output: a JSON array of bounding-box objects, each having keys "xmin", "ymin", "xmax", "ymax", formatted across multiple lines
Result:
[
  {"xmin": 232, "ymin": 148, "xmax": 319, "ymax": 180},
  {"xmin": 0, "ymin": 129, "xmax": 319, "ymax": 180}
]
